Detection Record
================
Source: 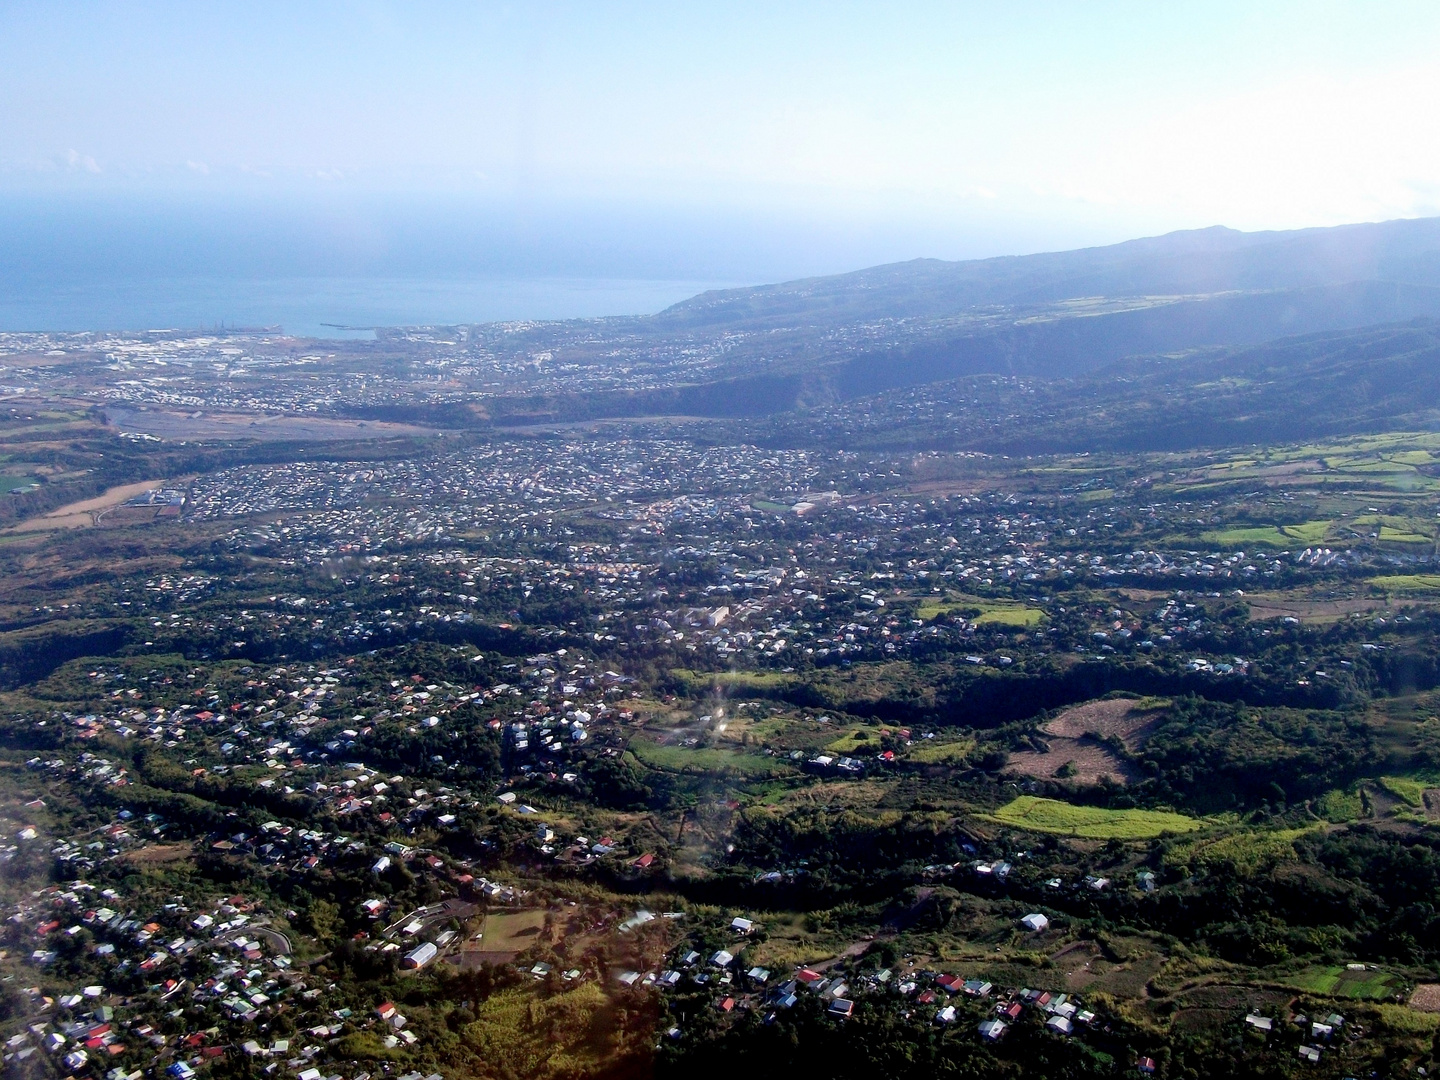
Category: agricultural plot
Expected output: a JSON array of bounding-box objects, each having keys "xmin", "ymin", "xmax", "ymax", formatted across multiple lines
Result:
[
  {"xmin": 628, "ymin": 737, "xmax": 796, "ymax": 779},
  {"xmin": 1282, "ymin": 965, "xmax": 1399, "ymax": 1000},
  {"xmin": 987, "ymin": 795, "xmax": 1203, "ymax": 839}
]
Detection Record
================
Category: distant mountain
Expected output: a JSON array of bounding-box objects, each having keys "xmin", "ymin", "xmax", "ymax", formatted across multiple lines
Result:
[
  {"xmin": 658, "ymin": 216, "xmax": 1440, "ymax": 328},
  {"xmin": 454, "ymin": 215, "xmax": 1440, "ymax": 427}
]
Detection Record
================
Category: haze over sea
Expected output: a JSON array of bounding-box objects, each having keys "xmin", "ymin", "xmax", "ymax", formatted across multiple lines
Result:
[{"xmin": 0, "ymin": 274, "xmax": 735, "ymax": 339}]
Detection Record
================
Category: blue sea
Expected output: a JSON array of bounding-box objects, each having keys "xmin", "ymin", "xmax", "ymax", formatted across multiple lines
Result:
[{"xmin": 0, "ymin": 275, "xmax": 738, "ymax": 338}]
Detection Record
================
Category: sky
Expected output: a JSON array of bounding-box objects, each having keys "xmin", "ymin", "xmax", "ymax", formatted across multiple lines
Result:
[{"xmin": 3, "ymin": 1, "xmax": 1440, "ymax": 289}]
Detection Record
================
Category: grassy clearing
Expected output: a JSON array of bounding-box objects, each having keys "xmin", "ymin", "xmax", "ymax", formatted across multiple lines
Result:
[
  {"xmin": 824, "ymin": 727, "xmax": 887, "ymax": 754},
  {"xmin": 464, "ymin": 982, "xmax": 634, "ymax": 1079},
  {"xmin": 1315, "ymin": 789, "xmax": 1363, "ymax": 822},
  {"xmin": 1368, "ymin": 575, "xmax": 1440, "ymax": 592},
  {"xmin": 974, "ymin": 606, "xmax": 1043, "ymax": 627},
  {"xmin": 915, "ymin": 594, "xmax": 1042, "ymax": 626},
  {"xmin": 1281, "ymin": 521, "xmax": 1334, "ymax": 543},
  {"xmin": 1166, "ymin": 827, "xmax": 1316, "ymax": 873},
  {"xmin": 1379, "ymin": 776, "xmax": 1429, "ymax": 807},
  {"xmin": 671, "ymin": 668, "xmax": 793, "ymax": 691},
  {"xmin": 906, "ymin": 737, "xmax": 975, "ymax": 765},
  {"xmin": 0, "ymin": 475, "xmax": 38, "ymax": 494},
  {"xmin": 1381, "ymin": 526, "xmax": 1433, "ymax": 544},
  {"xmin": 629, "ymin": 737, "xmax": 795, "ymax": 779},
  {"xmin": 1282, "ymin": 965, "xmax": 1397, "ymax": 1000},
  {"xmin": 1200, "ymin": 522, "xmax": 1335, "ymax": 547},
  {"xmin": 478, "ymin": 910, "xmax": 549, "ymax": 955},
  {"xmin": 1200, "ymin": 526, "xmax": 1291, "ymax": 547},
  {"xmin": 987, "ymin": 795, "xmax": 1202, "ymax": 839}
]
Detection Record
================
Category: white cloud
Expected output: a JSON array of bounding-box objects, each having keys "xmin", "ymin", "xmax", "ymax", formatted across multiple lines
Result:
[{"xmin": 64, "ymin": 149, "xmax": 101, "ymax": 174}]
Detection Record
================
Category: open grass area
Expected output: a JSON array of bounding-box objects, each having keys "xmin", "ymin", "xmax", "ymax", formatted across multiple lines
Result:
[
  {"xmin": 464, "ymin": 982, "xmax": 636, "ymax": 1079},
  {"xmin": 1281, "ymin": 965, "xmax": 1398, "ymax": 1000},
  {"xmin": 1315, "ymin": 788, "xmax": 1364, "ymax": 822},
  {"xmin": 986, "ymin": 795, "xmax": 1203, "ymax": 839},
  {"xmin": 1379, "ymin": 775, "xmax": 1429, "ymax": 807},
  {"xmin": 1368, "ymin": 574, "xmax": 1440, "ymax": 592},
  {"xmin": 1166, "ymin": 826, "xmax": 1316, "ymax": 873},
  {"xmin": 0, "ymin": 475, "xmax": 38, "ymax": 494},
  {"xmin": 628, "ymin": 737, "xmax": 796, "ymax": 779},
  {"xmin": 671, "ymin": 668, "xmax": 793, "ymax": 691},
  {"xmin": 1381, "ymin": 526, "xmax": 1433, "ymax": 544},
  {"xmin": 906, "ymin": 737, "xmax": 975, "ymax": 765},
  {"xmin": 1200, "ymin": 522, "xmax": 1335, "ymax": 547},
  {"xmin": 477, "ymin": 909, "xmax": 549, "ymax": 957},
  {"xmin": 915, "ymin": 594, "xmax": 1042, "ymax": 626},
  {"xmin": 974, "ymin": 606, "xmax": 1044, "ymax": 627},
  {"xmin": 824, "ymin": 727, "xmax": 889, "ymax": 754},
  {"xmin": 1200, "ymin": 526, "xmax": 1291, "ymax": 547}
]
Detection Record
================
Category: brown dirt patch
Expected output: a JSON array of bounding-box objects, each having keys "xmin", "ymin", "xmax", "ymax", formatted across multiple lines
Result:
[
  {"xmin": 1246, "ymin": 596, "xmax": 1392, "ymax": 623},
  {"xmin": 1006, "ymin": 737, "xmax": 1138, "ymax": 786},
  {"xmin": 1410, "ymin": 984, "xmax": 1440, "ymax": 1012},
  {"xmin": 4, "ymin": 479, "xmax": 177, "ymax": 533},
  {"xmin": 1050, "ymin": 941, "xmax": 1103, "ymax": 990},
  {"xmin": 1043, "ymin": 699, "xmax": 1161, "ymax": 749},
  {"xmin": 118, "ymin": 843, "xmax": 195, "ymax": 867}
]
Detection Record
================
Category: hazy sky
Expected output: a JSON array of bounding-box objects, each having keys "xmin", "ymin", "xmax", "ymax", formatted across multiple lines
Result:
[{"xmin": 3, "ymin": 1, "xmax": 1440, "ymax": 281}]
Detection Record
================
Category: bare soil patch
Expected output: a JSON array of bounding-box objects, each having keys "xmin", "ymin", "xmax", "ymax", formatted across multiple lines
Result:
[
  {"xmin": 4, "ymin": 479, "xmax": 175, "ymax": 533},
  {"xmin": 1043, "ymin": 699, "xmax": 1161, "ymax": 749},
  {"xmin": 1247, "ymin": 596, "xmax": 1391, "ymax": 623},
  {"xmin": 1409, "ymin": 984, "xmax": 1440, "ymax": 1012},
  {"xmin": 118, "ymin": 842, "xmax": 195, "ymax": 867},
  {"xmin": 1006, "ymin": 737, "xmax": 1137, "ymax": 786}
]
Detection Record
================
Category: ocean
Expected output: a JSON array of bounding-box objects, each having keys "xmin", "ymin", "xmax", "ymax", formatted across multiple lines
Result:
[{"xmin": 0, "ymin": 275, "xmax": 738, "ymax": 338}]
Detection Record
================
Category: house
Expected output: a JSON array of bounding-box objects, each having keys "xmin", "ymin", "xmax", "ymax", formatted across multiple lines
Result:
[
  {"xmin": 1020, "ymin": 913, "xmax": 1049, "ymax": 932},
  {"xmin": 632, "ymin": 853, "xmax": 655, "ymax": 869},
  {"xmin": 977, "ymin": 1019, "xmax": 1007, "ymax": 1041},
  {"xmin": 1136, "ymin": 1056, "xmax": 1156, "ymax": 1074},
  {"xmin": 828, "ymin": 998, "xmax": 854, "ymax": 1019},
  {"xmin": 1046, "ymin": 1015, "xmax": 1074, "ymax": 1036},
  {"xmin": 717, "ymin": 997, "xmax": 735, "ymax": 1013},
  {"xmin": 1245, "ymin": 1014, "xmax": 1273, "ymax": 1032},
  {"xmin": 710, "ymin": 950, "xmax": 734, "ymax": 968},
  {"xmin": 730, "ymin": 917, "xmax": 755, "ymax": 934},
  {"xmin": 1136, "ymin": 871, "xmax": 1157, "ymax": 893},
  {"xmin": 936, "ymin": 1006, "xmax": 957, "ymax": 1024},
  {"xmin": 1298, "ymin": 1045, "xmax": 1321, "ymax": 1064}
]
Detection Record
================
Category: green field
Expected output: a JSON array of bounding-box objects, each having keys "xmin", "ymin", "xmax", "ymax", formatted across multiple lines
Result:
[
  {"xmin": 916, "ymin": 595, "xmax": 1042, "ymax": 626},
  {"xmin": 974, "ymin": 607, "xmax": 1043, "ymax": 627},
  {"xmin": 1368, "ymin": 574, "xmax": 1440, "ymax": 592},
  {"xmin": 1167, "ymin": 826, "xmax": 1316, "ymax": 872},
  {"xmin": 1281, "ymin": 965, "xmax": 1398, "ymax": 999},
  {"xmin": 906, "ymin": 737, "xmax": 975, "ymax": 765},
  {"xmin": 1380, "ymin": 526, "xmax": 1432, "ymax": 543},
  {"xmin": 0, "ymin": 474, "xmax": 37, "ymax": 493},
  {"xmin": 825, "ymin": 727, "xmax": 888, "ymax": 754},
  {"xmin": 1200, "ymin": 521, "xmax": 1333, "ymax": 547},
  {"xmin": 987, "ymin": 795, "xmax": 1203, "ymax": 839},
  {"xmin": 1379, "ymin": 776, "xmax": 1429, "ymax": 807},
  {"xmin": 628, "ymin": 737, "xmax": 795, "ymax": 778}
]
